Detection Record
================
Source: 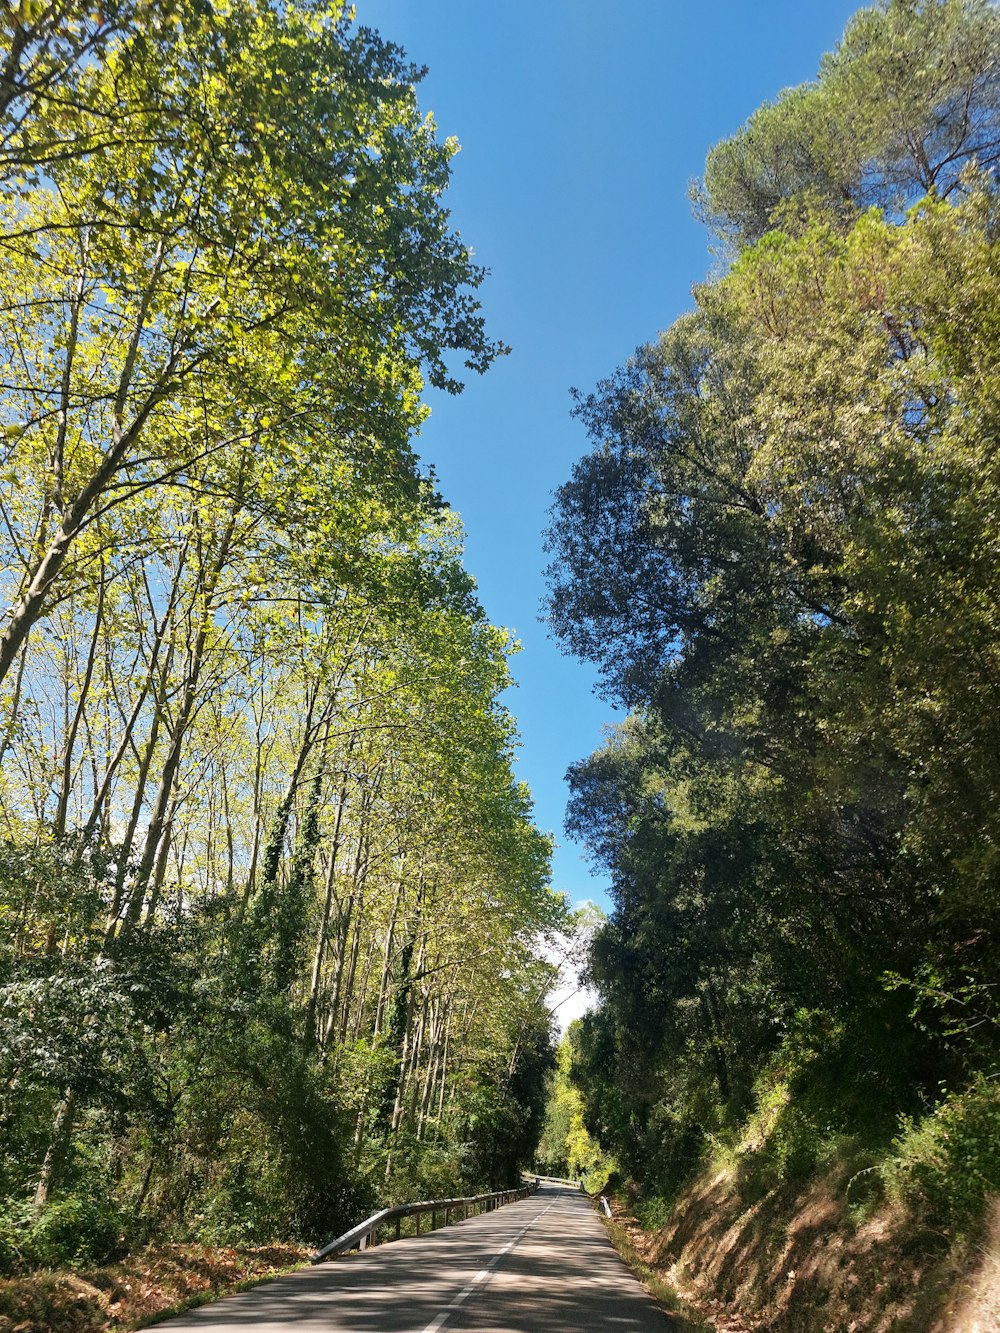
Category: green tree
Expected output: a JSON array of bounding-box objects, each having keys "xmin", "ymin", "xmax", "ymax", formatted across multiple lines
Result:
[
  {"xmin": 546, "ymin": 0, "xmax": 1000, "ymax": 1205},
  {"xmin": 697, "ymin": 0, "xmax": 1000, "ymax": 247},
  {"xmin": 0, "ymin": 0, "xmax": 502, "ymax": 688},
  {"xmin": 0, "ymin": 0, "xmax": 558, "ymax": 1262}
]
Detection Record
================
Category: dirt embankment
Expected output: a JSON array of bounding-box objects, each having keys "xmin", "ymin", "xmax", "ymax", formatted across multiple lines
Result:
[{"xmin": 610, "ymin": 1171, "xmax": 1000, "ymax": 1332}]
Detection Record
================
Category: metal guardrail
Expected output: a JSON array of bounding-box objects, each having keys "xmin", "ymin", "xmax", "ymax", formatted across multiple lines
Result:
[
  {"xmin": 311, "ymin": 1181, "xmax": 538, "ymax": 1263},
  {"xmin": 531, "ymin": 1173, "xmax": 585, "ymax": 1191}
]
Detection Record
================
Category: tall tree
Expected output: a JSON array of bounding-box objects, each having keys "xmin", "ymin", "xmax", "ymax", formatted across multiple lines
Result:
[{"xmin": 546, "ymin": 0, "xmax": 1000, "ymax": 1199}]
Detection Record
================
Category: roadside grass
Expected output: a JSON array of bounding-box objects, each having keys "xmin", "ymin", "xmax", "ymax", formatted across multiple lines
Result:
[{"xmin": 601, "ymin": 1211, "xmax": 710, "ymax": 1331}]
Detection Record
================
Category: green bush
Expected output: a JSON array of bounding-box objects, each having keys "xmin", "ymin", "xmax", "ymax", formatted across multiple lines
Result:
[
  {"xmin": 0, "ymin": 1207, "xmax": 25, "ymax": 1275},
  {"xmin": 0, "ymin": 1195, "xmax": 128, "ymax": 1274},
  {"xmin": 29, "ymin": 1194, "xmax": 127, "ymax": 1267},
  {"xmin": 767, "ymin": 1103, "xmax": 826, "ymax": 1181},
  {"xmin": 635, "ymin": 1193, "xmax": 673, "ymax": 1231},
  {"xmin": 383, "ymin": 1135, "xmax": 471, "ymax": 1206},
  {"xmin": 881, "ymin": 1076, "xmax": 1000, "ymax": 1229}
]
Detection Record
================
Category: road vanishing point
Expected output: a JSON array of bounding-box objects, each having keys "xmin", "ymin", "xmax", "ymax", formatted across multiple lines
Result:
[{"xmin": 156, "ymin": 1183, "xmax": 678, "ymax": 1331}]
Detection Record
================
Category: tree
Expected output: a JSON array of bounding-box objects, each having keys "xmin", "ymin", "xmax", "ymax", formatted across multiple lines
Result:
[
  {"xmin": 546, "ymin": 0, "xmax": 1000, "ymax": 1202},
  {"xmin": 0, "ymin": 0, "xmax": 503, "ymax": 689},
  {"xmin": 696, "ymin": 0, "xmax": 1000, "ymax": 248},
  {"xmin": 0, "ymin": 1, "xmax": 559, "ymax": 1258},
  {"xmin": 536, "ymin": 1022, "xmax": 616, "ymax": 1187}
]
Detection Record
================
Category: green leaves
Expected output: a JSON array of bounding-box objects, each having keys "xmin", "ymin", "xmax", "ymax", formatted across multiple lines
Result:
[
  {"xmin": 547, "ymin": 0, "xmax": 1000, "ymax": 1203},
  {"xmin": 698, "ymin": 0, "xmax": 1000, "ymax": 249},
  {"xmin": 0, "ymin": 0, "xmax": 554, "ymax": 1246},
  {"xmin": 0, "ymin": 0, "xmax": 507, "ymax": 688}
]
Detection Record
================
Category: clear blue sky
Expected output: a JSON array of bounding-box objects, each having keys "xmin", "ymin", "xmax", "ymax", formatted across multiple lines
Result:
[{"xmin": 355, "ymin": 1, "xmax": 860, "ymax": 912}]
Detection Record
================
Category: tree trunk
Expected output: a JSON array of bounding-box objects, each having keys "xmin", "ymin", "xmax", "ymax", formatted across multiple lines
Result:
[
  {"xmin": 53, "ymin": 566, "xmax": 106, "ymax": 837},
  {"xmin": 33, "ymin": 1089, "xmax": 75, "ymax": 1213}
]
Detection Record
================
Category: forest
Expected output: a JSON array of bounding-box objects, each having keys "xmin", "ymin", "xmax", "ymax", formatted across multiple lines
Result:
[
  {"xmin": 0, "ymin": 0, "xmax": 564, "ymax": 1278},
  {"xmin": 546, "ymin": 0, "xmax": 1000, "ymax": 1281}
]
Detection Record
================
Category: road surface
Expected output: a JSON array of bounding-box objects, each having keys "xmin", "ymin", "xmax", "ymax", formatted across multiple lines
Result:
[{"xmin": 155, "ymin": 1183, "xmax": 679, "ymax": 1331}]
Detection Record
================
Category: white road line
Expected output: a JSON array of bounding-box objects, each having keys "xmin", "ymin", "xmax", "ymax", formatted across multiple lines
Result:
[{"xmin": 418, "ymin": 1201, "xmax": 556, "ymax": 1333}]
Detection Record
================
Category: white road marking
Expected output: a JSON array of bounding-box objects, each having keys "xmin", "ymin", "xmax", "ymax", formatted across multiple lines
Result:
[{"xmin": 418, "ymin": 1201, "xmax": 556, "ymax": 1333}]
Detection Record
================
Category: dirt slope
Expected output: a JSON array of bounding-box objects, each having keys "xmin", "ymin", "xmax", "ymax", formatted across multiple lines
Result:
[{"xmin": 612, "ymin": 1172, "xmax": 1000, "ymax": 1332}]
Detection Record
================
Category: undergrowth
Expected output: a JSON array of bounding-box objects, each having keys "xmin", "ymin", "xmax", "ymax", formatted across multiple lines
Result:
[
  {"xmin": 0, "ymin": 1243, "xmax": 308, "ymax": 1333},
  {"xmin": 882, "ymin": 1075, "xmax": 1000, "ymax": 1229}
]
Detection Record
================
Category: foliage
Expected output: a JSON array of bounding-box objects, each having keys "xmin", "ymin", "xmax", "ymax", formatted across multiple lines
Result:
[
  {"xmin": 535, "ymin": 1022, "xmax": 617, "ymax": 1190},
  {"xmin": 696, "ymin": 0, "xmax": 1000, "ymax": 247},
  {"xmin": 0, "ymin": 0, "xmax": 558, "ymax": 1271},
  {"xmin": 0, "ymin": 1197, "xmax": 128, "ymax": 1274},
  {"xmin": 545, "ymin": 0, "xmax": 1000, "ymax": 1233},
  {"xmin": 882, "ymin": 1077, "xmax": 1000, "ymax": 1228}
]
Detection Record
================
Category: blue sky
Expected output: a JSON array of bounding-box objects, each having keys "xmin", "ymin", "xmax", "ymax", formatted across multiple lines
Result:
[{"xmin": 355, "ymin": 1, "xmax": 861, "ymax": 912}]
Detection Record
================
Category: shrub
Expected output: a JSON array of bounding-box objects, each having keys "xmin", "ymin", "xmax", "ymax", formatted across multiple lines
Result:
[
  {"xmin": 0, "ymin": 1196, "xmax": 128, "ymax": 1274},
  {"xmin": 881, "ymin": 1076, "xmax": 1000, "ymax": 1229},
  {"xmin": 383, "ymin": 1135, "xmax": 470, "ymax": 1206},
  {"xmin": 635, "ymin": 1193, "xmax": 673, "ymax": 1232}
]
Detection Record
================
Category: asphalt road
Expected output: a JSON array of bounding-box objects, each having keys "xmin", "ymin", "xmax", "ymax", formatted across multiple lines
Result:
[{"xmin": 155, "ymin": 1183, "xmax": 680, "ymax": 1331}]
